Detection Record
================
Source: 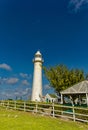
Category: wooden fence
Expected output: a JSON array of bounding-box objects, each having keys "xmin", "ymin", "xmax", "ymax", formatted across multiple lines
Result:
[{"xmin": 0, "ymin": 100, "xmax": 88, "ymax": 123}]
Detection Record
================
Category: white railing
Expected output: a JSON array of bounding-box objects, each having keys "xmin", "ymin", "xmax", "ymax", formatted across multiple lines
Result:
[{"xmin": 0, "ymin": 100, "xmax": 88, "ymax": 123}]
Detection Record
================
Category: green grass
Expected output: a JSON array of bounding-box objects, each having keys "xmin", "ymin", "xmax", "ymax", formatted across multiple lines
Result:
[{"xmin": 0, "ymin": 108, "xmax": 88, "ymax": 130}]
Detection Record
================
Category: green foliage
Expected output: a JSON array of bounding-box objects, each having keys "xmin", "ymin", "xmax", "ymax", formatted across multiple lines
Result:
[{"xmin": 43, "ymin": 64, "xmax": 85, "ymax": 93}]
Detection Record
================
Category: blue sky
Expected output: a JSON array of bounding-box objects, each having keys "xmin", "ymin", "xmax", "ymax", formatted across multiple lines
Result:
[{"xmin": 0, "ymin": 0, "xmax": 88, "ymax": 99}]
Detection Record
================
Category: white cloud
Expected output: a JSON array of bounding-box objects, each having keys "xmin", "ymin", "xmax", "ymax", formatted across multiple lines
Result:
[
  {"xmin": 0, "ymin": 89, "xmax": 15, "ymax": 99},
  {"xmin": 0, "ymin": 87, "xmax": 31, "ymax": 100},
  {"xmin": 0, "ymin": 77, "xmax": 19, "ymax": 85},
  {"xmin": 21, "ymin": 80, "xmax": 30, "ymax": 86},
  {"xmin": 44, "ymin": 84, "xmax": 51, "ymax": 90},
  {"xmin": 0, "ymin": 77, "xmax": 8, "ymax": 85},
  {"xmin": 6, "ymin": 78, "xmax": 19, "ymax": 85},
  {"xmin": 20, "ymin": 73, "xmax": 28, "ymax": 78},
  {"xmin": 69, "ymin": 0, "xmax": 88, "ymax": 12},
  {"xmin": 20, "ymin": 73, "xmax": 31, "ymax": 79},
  {"xmin": 21, "ymin": 88, "xmax": 30, "ymax": 95},
  {"xmin": 0, "ymin": 63, "xmax": 12, "ymax": 71},
  {"xmin": 14, "ymin": 88, "xmax": 31, "ymax": 97}
]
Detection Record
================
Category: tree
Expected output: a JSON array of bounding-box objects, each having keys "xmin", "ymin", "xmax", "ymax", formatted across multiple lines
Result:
[{"xmin": 43, "ymin": 64, "xmax": 85, "ymax": 93}]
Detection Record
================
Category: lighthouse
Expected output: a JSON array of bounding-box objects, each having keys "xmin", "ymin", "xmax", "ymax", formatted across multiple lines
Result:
[{"xmin": 31, "ymin": 51, "xmax": 44, "ymax": 101}]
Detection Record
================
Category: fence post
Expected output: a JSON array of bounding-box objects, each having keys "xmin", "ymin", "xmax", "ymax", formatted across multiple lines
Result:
[
  {"xmin": 24, "ymin": 102, "xmax": 26, "ymax": 112},
  {"xmin": 73, "ymin": 105, "xmax": 75, "ymax": 122},
  {"xmin": 52, "ymin": 102, "xmax": 55, "ymax": 117},
  {"xmin": 35, "ymin": 101, "xmax": 38, "ymax": 113},
  {"xmin": 14, "ymin": 101, "xmax": 16, "ymax": 110},
  {"xmin": 3, "ymin": 100, "xmax": 4, "ymax": 107},
  {"xmin": 7, "ymin": 101, "xmax": 9, "ymax": 109}
]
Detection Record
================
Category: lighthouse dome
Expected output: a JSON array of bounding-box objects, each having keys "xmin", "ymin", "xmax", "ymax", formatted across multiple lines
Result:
[
  {"xmin": 33, "ymin": 51, "xmax": 43, "ymax": 63},
  {"xmin": 35, "ymin": 51, "xmax": 41, "ymax": 56}
]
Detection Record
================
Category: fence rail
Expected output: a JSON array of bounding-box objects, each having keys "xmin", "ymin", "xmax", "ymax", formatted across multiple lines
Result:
[{"xmin": 0, "ymin": 100, "xmax": 88, "ymax": 123}]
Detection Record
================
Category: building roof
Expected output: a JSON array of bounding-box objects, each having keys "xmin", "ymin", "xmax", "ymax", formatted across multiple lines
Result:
[
  {"xmin": 60, "ymin": 80, "xmax": 88, "ymax": 94},
  {"xmin": 45, "ymin": 93, "xmax": 57, "ymax": 98},
  {"xmin": 49, "ymin": 94, "xmax": 57, "ymax": 98}
]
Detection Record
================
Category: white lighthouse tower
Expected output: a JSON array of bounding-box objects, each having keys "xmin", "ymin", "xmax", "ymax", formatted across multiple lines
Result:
[{"xmin": 31, "ymin": 51, "xmax": 44, "ymax": 101}]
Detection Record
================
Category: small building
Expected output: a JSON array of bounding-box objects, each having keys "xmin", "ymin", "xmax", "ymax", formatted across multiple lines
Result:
[
  {"xmin": 60, "ymin": 80, "xmax": 88, "ymax": 106},
  {"xmin": 45, "ymin": 93, "xmax": 58, "ymax": 103}
]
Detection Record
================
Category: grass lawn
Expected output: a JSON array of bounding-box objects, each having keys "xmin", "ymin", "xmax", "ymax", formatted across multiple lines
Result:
[{"xmin": 0, "ymin": 108, "xmax": 88, "ymax": 130}]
